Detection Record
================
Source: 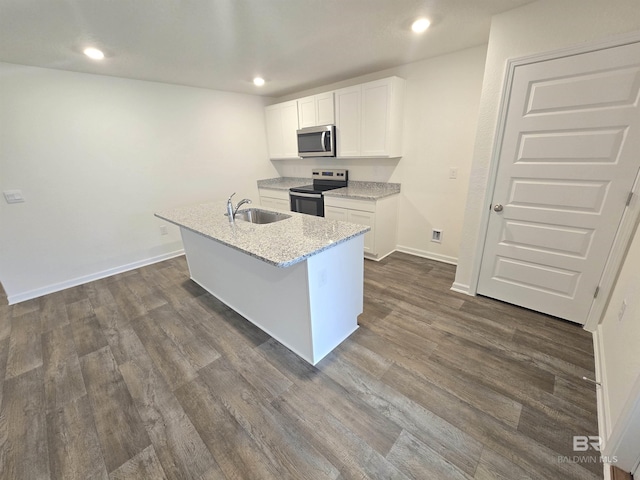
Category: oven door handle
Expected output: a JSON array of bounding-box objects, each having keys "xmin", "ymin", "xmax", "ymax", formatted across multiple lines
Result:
[{"xmin": 290, "ymin": 191, "xmax": 322, "ymax": 199}]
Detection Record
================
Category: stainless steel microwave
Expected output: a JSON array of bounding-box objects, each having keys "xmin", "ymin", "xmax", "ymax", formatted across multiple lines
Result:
[{"xmin": 296, "ymin": 125, "xmax": 336, "ymax": 158}]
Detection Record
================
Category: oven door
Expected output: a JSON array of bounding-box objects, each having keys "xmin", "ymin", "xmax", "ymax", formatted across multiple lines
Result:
[{"xmin": 289, "ymin": 191, "xmax": 324, "ymax": 217}]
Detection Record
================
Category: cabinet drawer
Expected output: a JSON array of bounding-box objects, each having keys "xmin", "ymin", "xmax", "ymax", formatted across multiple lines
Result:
[
  {"xmin": 258, "ymin": 188, "xmax": 290, "ymax": 201},
  {"xmin": 324, "ymin": 196, "xmax": 376, "ymax": 213},
  {"xmin": 260, "ymin": 197, "xmax": 290, "ymax": 211}
]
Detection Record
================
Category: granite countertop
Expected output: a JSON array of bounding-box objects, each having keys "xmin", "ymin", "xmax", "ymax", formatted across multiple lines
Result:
[
  {"xmin": 323, "ymin": 181, "xmax": 400, "ymax": 200},
  {"xmin": 257, "ymin": 177, "xmax": 401, "ymax": 200},
  {"xmin": 257, "ymin": 177, "xmax": 311, "ymax": 191},
  {"xmin": 155, "ymin": 201, "xmax": 370, "ymax": 268}
]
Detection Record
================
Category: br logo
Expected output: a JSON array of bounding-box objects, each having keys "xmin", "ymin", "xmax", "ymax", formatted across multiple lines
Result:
[{"xmin": 573, "ymin": 436, "xmax": 602, "ymax": 452}]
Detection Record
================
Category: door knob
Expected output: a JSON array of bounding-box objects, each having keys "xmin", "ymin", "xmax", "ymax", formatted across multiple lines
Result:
[{"xmin": 493, "ymin": 204, "xmax": 504, "ymax": 212}]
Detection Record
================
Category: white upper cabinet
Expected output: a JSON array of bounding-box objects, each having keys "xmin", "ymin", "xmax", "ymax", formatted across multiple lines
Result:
[
  {"xmin": 297, "ymin": 92, "xmax": 335, "ymax": 128},
  {"xmin": 265, "ymin": 100, "xmax": 299, "ymax": 158},
  {"xmin": 297, "ymin": 96, "xmax": 316, "ymax": 129},
  {"xmin": 335, "ymin": 76, "xmax": 405, "ymax": 158},
  {"xmin": 315, "ymin": 92, "xmax": 335, "ymax": 125},
  {"xmin": 264, "ymin": 76, "xmax": 404, "ymax": 160},
  {"xmin": 334, "ymin": 85, "xmax": 361, "ymax": 157}
]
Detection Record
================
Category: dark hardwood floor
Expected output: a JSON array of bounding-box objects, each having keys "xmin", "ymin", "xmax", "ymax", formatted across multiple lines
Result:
[{"xmin": 0, "ymin": 252, "xmax": 602, "ymax": 479}]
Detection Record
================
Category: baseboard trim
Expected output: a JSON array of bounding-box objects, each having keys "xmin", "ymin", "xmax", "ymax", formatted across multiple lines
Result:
[
  {"xmin": 365, "ymin": 249, "xmax": 397, "ymax": 262},
  {"xmin": 395, "ymin": 245, "xmax": 458, "ymax": 265},
  {"xmin": 593, "ymin": 326, "xmax": 611, "ymax": 443},
  {"xmin": 7, "ymin": 249, "xmax": 185, "ymax": 305},
  {"xmin": 450, "ymin": 282, "xmax": 474, "ymax": 296},
  {"xmin": 593, "ymin": 325, "xmax": 616, "ymax": 480}
]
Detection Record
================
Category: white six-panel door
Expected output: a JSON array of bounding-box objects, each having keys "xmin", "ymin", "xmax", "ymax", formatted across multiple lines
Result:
[{"xmin": 477, "ymin": 41, "xmax": 640, "ymax": 324}]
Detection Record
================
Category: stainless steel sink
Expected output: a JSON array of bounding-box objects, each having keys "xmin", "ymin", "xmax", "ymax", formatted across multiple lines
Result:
[{"xmin": 235, "ymin": 208, "xmax": 291, "ymax": 224}]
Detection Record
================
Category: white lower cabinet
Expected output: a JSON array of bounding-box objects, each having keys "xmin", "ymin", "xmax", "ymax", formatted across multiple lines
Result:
[
  {"xmin": 324, "ymin": 195, "xmax": 398, "ymax": 260},
  {"xmin": 258, "ymin": 189, "xmax": 290, "ymax": 211},
  {"xmin": 325, "ymin": 206, "xmax": 374, "ymax": 253}
]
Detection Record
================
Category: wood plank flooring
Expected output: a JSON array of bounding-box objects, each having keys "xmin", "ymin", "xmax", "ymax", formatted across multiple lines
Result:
[{"xmin": 0, "ymin": 252, "xmax": 602, "ymax": 479}]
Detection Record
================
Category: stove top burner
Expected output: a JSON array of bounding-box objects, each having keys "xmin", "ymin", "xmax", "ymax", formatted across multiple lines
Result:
[{"xmin": 290, "ymin": 184, "xmax": 344, "ymax": 194}]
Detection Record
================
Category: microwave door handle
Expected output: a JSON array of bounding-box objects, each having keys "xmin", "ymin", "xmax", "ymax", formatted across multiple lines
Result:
[{"xmin": 320, "ymin": 131, "xmax": 327, "ymax": 152}]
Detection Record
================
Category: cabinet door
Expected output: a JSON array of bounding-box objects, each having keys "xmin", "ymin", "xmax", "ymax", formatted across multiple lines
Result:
[
  {"xmin": 272, "ymin": 198, "xmax": 291, "ymax": 211},
  {"xmin": 297, "ymin": 96, "xmax": 316, "ymax": 128},
  {"xmin": 298, "ymin": 93, "xmax": 335, "ymax": 128},
  {"xmin": 325, "ymin": 206, "xmax": 374, "ymax": 254},
  {"xmin": 349, "ymin": 210, "xmax": 375, "ymax": 254},
  {"xmin": 361, "ymin": 79, "xmax": 390, "ymax": 156},
  {"xmin": 265, "ymin": 101, "xmax": 299, "ymax": 159},
  {"xmin": 260, "ymin": 196, "xmax": 290, "ymax": 211},
  {"xmin": 316, "ymin": 92, "xmax": 335, "ymax": 125},
  {"xmin": 334, "ymin": 85, "xmax": 361, "ymax": 157},
  {"xmin": 281, "ymin": 101, "xmax": 300, "ymax": 157},
  {"xmin": 324, "ymin": 206, "xmax": 349, "ymax": 222}
]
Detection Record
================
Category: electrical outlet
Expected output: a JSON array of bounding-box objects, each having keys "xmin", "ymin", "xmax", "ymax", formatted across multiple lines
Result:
[
  {"xmin": 449, "ymin": 168, "xmax": 458, "ymax": 179},
  {"xmin": 431, "ymin": 229, "xmax": 442, "ymax": 243},
  {"xmin": 160, "ymin": 225, "xmax": 168, "ymax": 236},
  {"xmin": 618, "ymin": 300, "xmax": 627, "ymax": 321}
]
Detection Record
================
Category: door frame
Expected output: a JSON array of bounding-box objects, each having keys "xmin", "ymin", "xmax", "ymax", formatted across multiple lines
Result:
[{"xmin": 468, "ymin": 30, "xmax": 640, "ymax": 332}]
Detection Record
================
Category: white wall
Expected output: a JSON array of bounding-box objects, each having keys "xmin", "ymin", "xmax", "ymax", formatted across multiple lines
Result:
[
  {"xmin": 273, "ymin": 45, "xmax": 487, "ymax": 264},
  {"xmin": 0, "ymin": 62, "xmax": 277, "ymax": 303}
]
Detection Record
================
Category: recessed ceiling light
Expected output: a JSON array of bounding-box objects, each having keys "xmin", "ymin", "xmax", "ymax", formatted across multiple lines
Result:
[
  {"xmin": 253, "ymin": 77, "xmax": 265, "ymax": 87},
  {"xmin": 83, "ymin": 47, "xmax": 105, "ymax": 60},
  {"xmin": 411, "ymin": 18, "xmax": 431, "ymax": 33}
]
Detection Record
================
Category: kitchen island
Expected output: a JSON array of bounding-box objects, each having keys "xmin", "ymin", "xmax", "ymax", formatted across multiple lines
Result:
[{"xmin": 155, "ymin": 202, "xmax": 369, "ymax": 365}]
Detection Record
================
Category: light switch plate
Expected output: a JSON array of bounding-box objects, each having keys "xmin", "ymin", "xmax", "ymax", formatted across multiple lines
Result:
[{"xmin": 3, "ymin": 190, "xmax": 25, "ymax": 204}]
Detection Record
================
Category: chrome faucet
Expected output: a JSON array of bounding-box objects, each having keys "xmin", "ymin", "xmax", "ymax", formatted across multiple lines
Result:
[{"xmin": 226, "ymin": 192, "xmax": 252, "ymax": 222}]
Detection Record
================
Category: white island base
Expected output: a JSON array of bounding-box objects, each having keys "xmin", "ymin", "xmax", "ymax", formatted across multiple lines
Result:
[{"xmin": 180, "ymin": 228, "xmax": 364, "ymax": 365}]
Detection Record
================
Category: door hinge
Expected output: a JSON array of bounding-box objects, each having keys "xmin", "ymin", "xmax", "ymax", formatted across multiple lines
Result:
[
  {"xmin": 594, "ymin": 286, "xmax": 600, "ymax": 298},
  {"xmin": 626, "ymin": 191, "xmax": 634, "ymax": 207}
]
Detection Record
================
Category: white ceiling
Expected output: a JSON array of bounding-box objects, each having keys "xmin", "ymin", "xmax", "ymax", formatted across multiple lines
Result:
[{"xmin": 0, "ymin": 0, "xmax": 535, "ymax": 97}]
